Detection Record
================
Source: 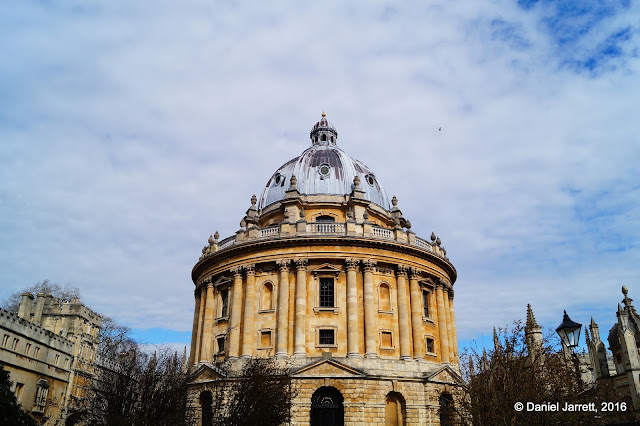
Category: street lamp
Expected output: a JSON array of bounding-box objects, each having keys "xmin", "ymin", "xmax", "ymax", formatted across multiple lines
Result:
[{"xmin": 556, "ymin": 310, "xmax": 582, "ymax": 350}]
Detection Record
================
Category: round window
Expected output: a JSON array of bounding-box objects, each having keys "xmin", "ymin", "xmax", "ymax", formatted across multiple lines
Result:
[
  {"xmin": 365, "ymin": 174, "xmax": 375, "ymax": 186},
  {"xmin": 273, "ymin": 174, "xmax": 282, "ymax": 185},
  {"xmin": 318, "ymin": 164, "xmax": 330, "ymax": 177}
]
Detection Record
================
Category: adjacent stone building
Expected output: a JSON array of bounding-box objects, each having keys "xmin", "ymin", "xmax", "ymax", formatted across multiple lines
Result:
[
  {"xmin": 0, "ymin": 292, "xmax": 101, "ymax": 425},
  {"xmin": 187, "ymin": 114, "xmax": 462, "ymax": 425}
]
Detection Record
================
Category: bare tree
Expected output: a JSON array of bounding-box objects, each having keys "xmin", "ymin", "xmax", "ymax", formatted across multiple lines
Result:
[
  {"xmin": 458, "ymin": 321, "xmax": 635, "ymax": 426},
  {"xmin": 1, "ymin": 279, "xmax": 81, "ymax": 313},
  {"xmin": 210, "ymin": 358, "xmax": 296, "ymax": 426}
]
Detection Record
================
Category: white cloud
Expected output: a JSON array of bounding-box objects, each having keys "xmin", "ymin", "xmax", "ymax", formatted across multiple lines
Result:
[{"xmin": 0, "ymin": 0, "xmax": 638, "ymax": 344}]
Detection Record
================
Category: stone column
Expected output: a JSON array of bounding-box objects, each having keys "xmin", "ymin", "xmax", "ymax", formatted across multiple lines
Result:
[
  {"xmin": 395, "ymin": 265, "xmax": 412, "ymax": 360},
  {"xmin": 293, "ymin": 258, "xmax": 308, "ymax": 358},
  {"xmin": 435, "ymin": 279, "xmax": 450, "ymax": 363},
  {"xmin": 276, "ymin": 260, "xmax": 291, "ymax": 359},
  {"xmin": 409, "ymin": 269, "xmax": 425, "ymax": 361},
  {"xmin": 241, "ymin": 265, "xmax": 256, "ymax": 359},
  {"xmin": 445, "ymin": 287, "xmax": 454, "ymax": 362},
  {"xmin": 189, "ymin": 290, "xmax": 202, "ymax": 365},
  {"xmin": 363, "ymin": 260, "xmax": 377, "ymax": 358},
  {"xmin": 449, "ymin": 289, "xmax": 459, "ymax": 363},
  {"xmin": 346, "ymin": 258, "xmax": 361, "ymax": 358},
  {"xmin": 200, "ymin": 281, "xmax": 215, "ymax": 362},
  {"xmin": 194, "ymin": 285, "xmax": 206, "ymax": 364},
  {"xmin": 228, "ymin": 268, "xmax": 243, "ymax": 359}
]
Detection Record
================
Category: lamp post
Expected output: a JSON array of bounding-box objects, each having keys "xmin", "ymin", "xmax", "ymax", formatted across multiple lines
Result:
[
  {"xmin": 556, "ymin": 310, "xmax": 583, "ymax": 386},
  {"xmin": 556, "ymin": 310, "xmax": 582, "ymax": 351}
]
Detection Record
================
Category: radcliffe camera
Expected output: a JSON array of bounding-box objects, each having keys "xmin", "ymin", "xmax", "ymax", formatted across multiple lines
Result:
[{"xmin": 1, "ymin": 2, "xmax": 638, "ymax": 426}]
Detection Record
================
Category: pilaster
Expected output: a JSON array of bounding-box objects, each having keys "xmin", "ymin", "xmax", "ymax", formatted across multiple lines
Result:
[
  {"xmin": 241, "ymin": 264, "xmax": 256, "ymax": 359},
  {"xmin": 435, "ymin": 278, "xmax": 450, "ymax": 363},
  {"xmin": 363, "ymin": 260, "xmax": 377, "ymax": 358},
  {"xmin": 293, "ymin": 258, "xmax": 308, "ymax": 358},
  {"xmin": 345, "ymin": 258, "xmax": 361, "ymax": 358},
  {"xmin": 200, "ymin": 280, "xmax": 215, "ymax": 362},
  {"xmin": 189, "ymin": 290, "xmax": 201, "ymax": 365},
  {"xmin": 276, "ymin": 260, "xmax": 291, "ymax": 359},
  {"xmin": 228, "ymin": 268, "xmax": 243, "ymax": 359},
  {"xmin": 395, "ymin": 265, "xmax": 412, "ymax": 360},
  {"xmin": 409, "ymin": 268, "xmax": 425, "ymax": 361}
]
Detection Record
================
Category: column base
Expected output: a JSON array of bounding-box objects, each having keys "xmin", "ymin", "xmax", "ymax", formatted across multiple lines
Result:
[
  {"xmin": 364, "ymin": 353, "xmax": 378, "ymax": 359},
  {"xmin": 292, "ymin": 352, "xmax": 306, "ymax": 359},
  {"xmin": 347, "ymin": 352, "xmax": 363, "ymax": 359},
  {"xmin": 227, "ymin": 355, "xmax": 239, "ymax": 360},
  {"xmin": 240, "ymin": 354, "xmax": 252, "ymax": 360},
  {"xmin": 414, "ymin": 356, "xmax": 425, "ymax": 362},
  {"xmin": 275, "ymin": 352, "xmax": 289, "ymax": 359},
  {"xmin": 400, "ymin": 355, "xmax": 414, "ymax": 361}
]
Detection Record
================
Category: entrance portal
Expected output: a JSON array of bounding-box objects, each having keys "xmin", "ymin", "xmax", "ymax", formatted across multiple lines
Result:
[{"xmin": 310, "ymin": 386, "xmax": 344, "ymax": 426}]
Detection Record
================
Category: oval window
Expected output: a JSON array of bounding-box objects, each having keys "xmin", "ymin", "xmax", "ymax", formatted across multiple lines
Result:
[
  {"xmin": 273, "ymin": 174, "xmax": 282, "ymax": 185},
  {"xmin": 365, "ymin": 173, "xmax": 375, "ymax": 186},
  {"xmin": 319, "ymin": 164, "xmax": 330, "ymax": 177}
]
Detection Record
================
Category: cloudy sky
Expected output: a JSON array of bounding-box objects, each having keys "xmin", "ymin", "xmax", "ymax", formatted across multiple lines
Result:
[{"xmin": 1, "ymin": 0, "xmax": 639, "ymax": 352}]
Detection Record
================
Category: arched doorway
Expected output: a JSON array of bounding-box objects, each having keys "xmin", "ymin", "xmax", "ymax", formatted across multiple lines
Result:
[
  {"xmin": 439, "ymin": 392, "xmax": 455, "ymax": 426},
  {"xmin": 65, "ymin": 412, "xmax": 82, "ymax": 426},
  {"xmin": 200, "ymin": 390, "xmax": 213, "ymax": 425},
  {"xmin": 310, "ymin": 386, "xmax": 344, "ymax": 426},
  {"xmin": 385, "ymin": 391, "xmax": 406, "ymax": 426}
]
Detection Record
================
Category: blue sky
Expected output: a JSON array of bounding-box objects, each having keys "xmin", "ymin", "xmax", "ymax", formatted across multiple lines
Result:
[{"xmin": 1, "ymin": 0, "xmax": 639, "ymax": 354}]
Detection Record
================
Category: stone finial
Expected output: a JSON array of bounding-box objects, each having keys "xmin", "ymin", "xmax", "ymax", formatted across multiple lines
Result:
[
  {"xmin": 202, "ymin": 246, "xmax": 207, "ymax": 254},
  {"xmin": 430, "ymin": 232, "xmax": 436, "ymax": 242},
  {"xmin": 214, "ymin": 231, "xmax": 219, "ymax": 241},
  {"xmin": 405, "ymin": 220, "xmax": 411, "ymax": 230},
  {"xmin": 526, "ymin": 304, "xmax": 540, "ymax": 330},
  {"xmin": 623, "ymin": 285, "xmax": 628, "ymax": 296},
  {"xmin": 436, "ymin": 237, "xmax": 441, "ymax": 246},
  {"xmin": 363, "ymin": 210, "xmax": 369, "ymax": 221},
  {"xmin": 208, "ymin": 235, "xmax": 214, "ymax": 244},
  {"xmin": 347, "ymin": 209, "xmax": 353, "ymax": 219},
  {"xmin": 442, "ymin": 247, "xmax": 446, "ymax": 256},
  {"xmin": 299, "ymin": 208, "xmax": 305, "ymax": 219},
  {"xmin": 251, "ymin": 194, "xmax": 257, "ymax": 207},
  {"xmin": 392, "ymin": 195, "xmax": 398, "ymax": 207},
  {"xmin": 240, "ymin": 219, "xmax": 246, "ymax": 229},
  {"xmin": 290, "ymin": 174, "xmax": 297, "ymax": 188},
  {"xmin": 353, "ymin": 175, "xmax": 360, "ymax": 189}
]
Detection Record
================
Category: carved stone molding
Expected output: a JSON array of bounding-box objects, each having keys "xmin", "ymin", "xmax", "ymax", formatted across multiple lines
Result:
[
  {"xmin": 243, "ymin": 264, "xmax": 256, "ymax": 276},
  {"xmin": 408, "ymin": 266, "xmax": 422, "ymax": 277}
]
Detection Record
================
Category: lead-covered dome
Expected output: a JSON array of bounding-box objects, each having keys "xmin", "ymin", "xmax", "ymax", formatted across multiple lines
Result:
[{"xmin": 258, "ymin": 114, "xmax": 391, "ymax": 210}]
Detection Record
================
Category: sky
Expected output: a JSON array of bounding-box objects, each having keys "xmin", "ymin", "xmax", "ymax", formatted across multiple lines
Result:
[{"xmin": 1, "ymin": 0, "xmax": 639, "ymax": 354}]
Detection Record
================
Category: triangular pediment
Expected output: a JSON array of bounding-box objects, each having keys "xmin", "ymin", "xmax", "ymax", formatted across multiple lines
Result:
[
  {"xmin": 213, "ymin": 276, "xmax": 232, "ymax": 287},
  {"xmin": 189, "ymin": 362, "xmax": 227, "ymax": 383},
  {"xmin": 310, "ymin": 263, "xmax": 342, "ymax": 275},
  {"xmin": 426, "ymin": 365, "xmax": 464, "ymax": 385},
  {"xmin": 293, "ymin": 358, "xmax": 365, "ymax": 378}
]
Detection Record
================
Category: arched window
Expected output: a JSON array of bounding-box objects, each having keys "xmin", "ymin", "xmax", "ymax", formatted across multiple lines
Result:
[
  {"xmin": 200, "ymin": 391, "xmax": 213, "ymax": 425},
  {"xmin": 439, "ymin": 392, "xmax": 455, "ymax": 426},
  {"xmin": 321, "ymin": 133, "xmax": 327, "ymax": 141},
  {"xmin": 262, "ymin": 282, "xmax": 273, "ymax": 311},
  {"xmin": 311, "ymin": 386, "xmax": 344, "ymax": 426},
  {"xmin": 379, "ymin": 283, "xmax": 391, "ymax": 311},
  {"xmin": 385, "ymin": 392, "xmax": 406, "ymax": 426}
]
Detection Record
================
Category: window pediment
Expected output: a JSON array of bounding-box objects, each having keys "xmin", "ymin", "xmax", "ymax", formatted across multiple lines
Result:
[{"xmin": 310, "ymin": 263, "xmax": 342, "ymax": 276}]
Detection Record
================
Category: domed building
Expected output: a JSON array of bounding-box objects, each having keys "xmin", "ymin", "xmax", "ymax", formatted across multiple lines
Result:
[{"xmin": 187, "ymin": 114, "xmax": 462, "ymax": 425}]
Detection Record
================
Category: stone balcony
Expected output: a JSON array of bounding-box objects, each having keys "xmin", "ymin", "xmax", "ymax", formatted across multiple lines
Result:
[{"xmin": 201, "ymin": 221, "xmax": 448, "ymax": 261}]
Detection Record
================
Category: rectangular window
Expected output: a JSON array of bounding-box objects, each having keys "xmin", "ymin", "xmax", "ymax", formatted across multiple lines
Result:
[
  {"xmin": 15, "ymin": 383, "xmax": 24, "ymax": 402},
  {"xmin": 319, "ymin": 278, "xmax": 334, "ymax": 307},
  {"xmin": 25, "ymin": 343, "xmax": 32, "ymax": 355},
  {"xmin": 426, "ymin": 338, "xmax": 435, "ymax": 354},
  {"xmin": 381, "ymin": 331, "xmax": 393, "ymax": 348},
  {"xmin": 319, "ymin": 329, "xmax": 335, "ymax": 345},
  {"xmin": 260, "ymin": 331, "xmax": 272, "ymax": 348},
  {"xmin": 11, "ymin": 338, "xmax": 19, "ymax": 351},
  {"xmin": 422, "ymin": 290, "xmax": 430, "ymax": 317},
  {"xmin": 217, "ymin": 336, "xmax": 225, "ymax": 353},
  {"xmin": 2, "ymin": 334, "xmax": 9, "ymax": 347},
  {"xmin": 220, "ymin": 289, "xmax": 229, "ymax": 318}
]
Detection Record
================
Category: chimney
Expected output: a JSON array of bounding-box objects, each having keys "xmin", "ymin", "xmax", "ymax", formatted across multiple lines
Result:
[
  {"xmin": 18, "ymin": 292, "xmax": 35, "ymax": 319},
  {"xmin": 32, "ymin": 293, "xmax": 46, "ymax": 324}
]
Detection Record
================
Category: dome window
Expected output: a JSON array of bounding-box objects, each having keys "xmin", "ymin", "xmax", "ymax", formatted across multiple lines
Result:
[
  {"xmin": 273, "ymin": 174, "xmax": 284, "ymax": 186},
  {"xmin": 365, "ymin": 173, "xmax": 376, "ymax": 186},
  {"xmin": 318, "ymin": 164, "xmax": 331, "ymax": 178}
]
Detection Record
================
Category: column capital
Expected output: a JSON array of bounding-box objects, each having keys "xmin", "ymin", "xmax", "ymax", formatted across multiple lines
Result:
[
  {"xmin": 449, "ymin": 289, "xmax": 455, "ymax": 300},
  {"xmin": 243, "ymin": 264, "xmax": 256, "ymax": 276},
  {"xmin": 437, "ymin": 276, "xmax": 450, "ymax": 289},
  {"xmin": 194, "ymin": 288, "xmax": 202, "ymax": 298},
  {"xmin": 276, "ymin": 259, "xmax": 291, "ymax": 272},
  {"xmin": 362, "ymin": 260, "xmax": 377, "ymax": 272},
  {"xmin": 345, "ymin": 258, "xmax": 358, "ymax": 271},
  {"xmin": 294, "ymin": 258, "xmax": 308, "ymax": 271},
  {"xmin": 396, "ymin": 264, "xmax": 408, "ymax": 277},
  {"xmin": 408, "ymin": 267, "xmax": 422, "ymax": 278},
  {"xmin": 230, "ymin": 267, "xmax": 242, "ymax": 278}
]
